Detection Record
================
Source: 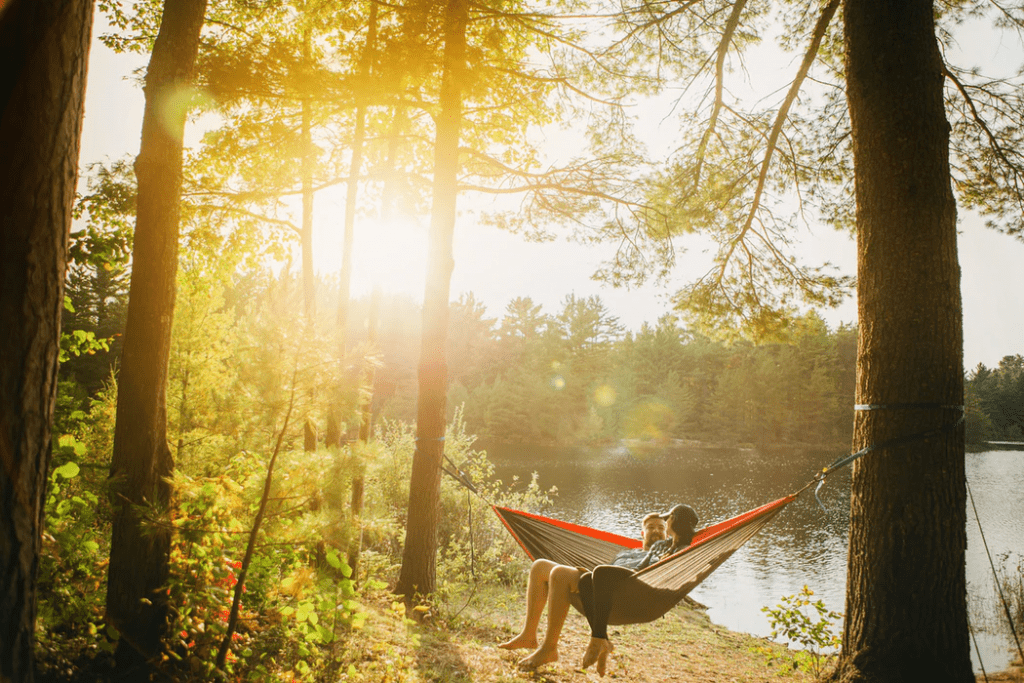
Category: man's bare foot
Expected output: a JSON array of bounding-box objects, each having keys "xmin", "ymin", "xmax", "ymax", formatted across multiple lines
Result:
[
  {"xmin": 581, "ymin": 637, "xmax": 613, "ymax": 672},
  {"xmin": 498, "ymin": 634, "xmax": 538, "ymax": 650},
  {"xmin": 517, "ymin": 645, "xmax": 558, "ymax": 670}
]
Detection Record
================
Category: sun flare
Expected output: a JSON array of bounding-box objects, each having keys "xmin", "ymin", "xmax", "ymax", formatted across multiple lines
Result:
[{"xmin": 312, "ymin": 203, "xmax": 428, "ymax": 301}]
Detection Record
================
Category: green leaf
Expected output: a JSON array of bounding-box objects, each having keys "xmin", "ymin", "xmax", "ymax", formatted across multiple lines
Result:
[
  {"xmin": 53, "ymin": 461, "xmax": 80, "ymax": 479},
  {"xmin": 325, "ymin": 550, "xmax": 342, "ymax": 569}
]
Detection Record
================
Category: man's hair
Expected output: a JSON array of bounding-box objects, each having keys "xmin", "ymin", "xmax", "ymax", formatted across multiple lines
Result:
[{"xmin": 642, "ymin": 512, "xmax": 665, "ymax": 527}]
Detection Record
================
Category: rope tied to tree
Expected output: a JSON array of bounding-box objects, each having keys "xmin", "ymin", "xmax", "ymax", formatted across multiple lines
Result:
[{"xmin": 810, "ymin": 403, "xmax": 966, "ymax": 510}]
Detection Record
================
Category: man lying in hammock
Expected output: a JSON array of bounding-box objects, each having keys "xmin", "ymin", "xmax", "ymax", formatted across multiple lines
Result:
[{"xmin": 499, "ymin": 504, "xmax": 699, "ymax": 675}]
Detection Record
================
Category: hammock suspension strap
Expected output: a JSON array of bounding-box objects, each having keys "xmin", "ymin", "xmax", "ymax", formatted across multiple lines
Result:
[{"xmin": 811, "ymin": 403, "xmax": 965, "ymax": 510}]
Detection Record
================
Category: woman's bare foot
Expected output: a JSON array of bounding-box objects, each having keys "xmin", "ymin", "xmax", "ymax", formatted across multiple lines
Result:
[
  {"xmin": 596, "ymin": 640, "xmax": 614, "ymax": 677},
  {"xmin": 517, "ymin": 645, "xmax": 559, "ymax": 670},
  {"xmin": 498, "ymin": 633, "xmax": 538, "ymax": 650},
  {"xmin": 581, "ymin": 637, "xmax": 613, "ymax": 672}
]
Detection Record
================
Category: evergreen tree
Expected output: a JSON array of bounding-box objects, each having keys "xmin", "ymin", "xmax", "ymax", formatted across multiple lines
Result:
[{"xmin": 106, "ymin": 0, "xmax": 209, "ymax": 672}]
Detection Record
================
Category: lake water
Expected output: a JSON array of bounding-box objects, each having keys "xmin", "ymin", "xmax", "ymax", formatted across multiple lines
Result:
[{"xmin": 489, "ymin": 444, "xmax": 1024, "ymax": 673}]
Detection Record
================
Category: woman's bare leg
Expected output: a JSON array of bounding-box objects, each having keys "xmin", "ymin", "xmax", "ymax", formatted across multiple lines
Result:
[
  {"xmin": 517, "ymin": 565, "xmax": 582, "ymax": 669},
  {"xmin": 499, "ymin": 559, "xmax": 557, "ymax": 650}
]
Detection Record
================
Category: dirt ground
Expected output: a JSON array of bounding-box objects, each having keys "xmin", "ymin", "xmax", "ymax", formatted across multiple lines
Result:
[
  {"xmin": 333, "ymin": 588, "xmax": 818, "ymax": 682},
  {"xmin": 331, "ymin": 586, "xmax": 1024, "ymax": 683}
]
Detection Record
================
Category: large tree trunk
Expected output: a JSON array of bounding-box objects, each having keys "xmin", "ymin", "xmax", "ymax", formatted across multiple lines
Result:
[
  {"xmin": 106, "ymin": 0, "xmax": 207, "ymax": 673},
  {"xmin": 835, "ymin": 0, "xmax": 970, "ymax": 680},
  {"xmin": 0, "ymin": 3, "xmax": 92, "ymax": 681},
  {"xmin": 395, "ymin": 0, "xmax": 467, "ymax": 601}
]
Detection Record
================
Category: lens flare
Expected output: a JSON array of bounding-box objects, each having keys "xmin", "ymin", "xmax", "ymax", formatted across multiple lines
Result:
[
  {"xmin": 624, "ymin": 399, "xmax": 675, "ymax": 441},
  {"xmin": 159, "ymin": 84, "xmax": 210, "ymax": 137},
  {"xmin": 594, "ymin": 384, "xmax": 616, "ymax": 407}
]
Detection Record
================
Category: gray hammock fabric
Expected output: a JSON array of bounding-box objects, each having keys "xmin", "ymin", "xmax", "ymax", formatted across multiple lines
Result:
[{"xmin": 493, "ymin": 495, "xmax": 796, "ymax": 625}]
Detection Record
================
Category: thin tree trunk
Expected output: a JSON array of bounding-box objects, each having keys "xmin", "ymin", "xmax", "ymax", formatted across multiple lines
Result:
[
  {"xmin": 0, "ymin": 3, "xmax": 92, "ymax": 681},
  {"xmin": 834, "ymin": 0, "xmax": 970, "ymax": 680},
  {"xmin": 395, "ymin": 0, "xmax": 467, "ymax": 601},
  {"xmin": 216, "ymin": 354, "xmax": 301, "ymax": 671},
  {"xmin": 300, "ymin": 110, "xmax": 315, "ymax": 319},
  {"xmin": 300, "ymin": 30, "xmax": 316, "ymax": 320},
  {"xmin": 330, "ymin": 3, "xmax": 378, "ymax": 450},
  {"xmin": 106, "ymin": 0, "xmax": 208, "ymax": 672},
  {"xmin": 338, "ymin": 2, "xmax": 377, "ymax": 342},
  {"xmin": 348, "ymin": 287, "xmax": 381, "ymax": 582}
]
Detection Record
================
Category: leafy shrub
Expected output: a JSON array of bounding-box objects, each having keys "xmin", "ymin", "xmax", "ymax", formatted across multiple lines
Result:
[
  {"xmin": 760, "ymin": 586, "xmax": 842, "ymax": 679},
  {"xmin": 37, "ymin": 439, "xmax": 108, "ymax": 639}
]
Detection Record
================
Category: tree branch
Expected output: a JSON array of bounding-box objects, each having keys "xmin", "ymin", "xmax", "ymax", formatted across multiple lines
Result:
[
  {"xmin": 692, "ymin": 0, "xmax": 749, "ymax": 191},
  {"xmin": 717, "ymin": 0, "xmax": 840, "ymax": 284},
  {"xmin": 944, "ymin": 65, "xmax": 1024, "ymax": 197}
]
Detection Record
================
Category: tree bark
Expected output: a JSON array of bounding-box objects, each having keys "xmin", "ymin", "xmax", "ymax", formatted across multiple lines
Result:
[
  {"xmin": 395, "ymin": 0, "xmax": 467, "ymax": 601},
  {"xmin": 834, "ymin": 0, "xmax": 970, "ymax": 680},
  {"xmin": 0, "ymin": 3, "xmax": 92, "ymax": 681},
  {"xmin": 106, "ymin": 0, "xmax": 208, "ymax": 672}
]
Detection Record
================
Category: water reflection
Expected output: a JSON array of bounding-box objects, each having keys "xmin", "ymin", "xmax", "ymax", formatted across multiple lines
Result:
[{"xmin": 489, "ymin": 445, "xmax": 1023, "ymax": 673}]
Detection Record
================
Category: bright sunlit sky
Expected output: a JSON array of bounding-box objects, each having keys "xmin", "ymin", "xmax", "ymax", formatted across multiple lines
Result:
[{"xmin": 78, "ymin": 14, "xmax": 1024, "ymax": 370}]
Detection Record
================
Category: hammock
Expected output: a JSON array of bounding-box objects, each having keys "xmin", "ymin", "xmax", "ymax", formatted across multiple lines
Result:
[
  {"xmin": 492, "ymin": 494, "xmax": 796, "ymax": 625},
  {"xmin": 464, "ymin": 404, "xmax": 967, "ymax": 628}
]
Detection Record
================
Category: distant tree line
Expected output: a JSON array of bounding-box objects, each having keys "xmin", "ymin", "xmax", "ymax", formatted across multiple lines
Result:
[
  {"xmin": 965, "ymin": 357, "xmax": 1024, "ymax": 444},
  {"xmin": 365, "ymin": 293, "xmax": 859, "ymax": 448},
  {"xmin": 60, "ymin": 262, "xmax": 1020, "ymax": 451}
]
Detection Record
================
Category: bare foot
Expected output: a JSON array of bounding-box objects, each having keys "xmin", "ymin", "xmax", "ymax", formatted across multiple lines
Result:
[
  {"xmin": 596, "ymin": 640, "xmax": 614, "ymax": 677},
  {"xmin": 580, "ymin": 637, "xmax": 613, "ymax": 671},
  {"xmin": 517, "ymin": 645, "xmax": 558, "ymax": 670},
  {"xmin": 498, "ymin": 634, "xmax": 538, "ymax": 650}
]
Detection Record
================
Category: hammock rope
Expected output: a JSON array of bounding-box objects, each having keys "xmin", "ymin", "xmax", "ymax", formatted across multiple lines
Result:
[{"xmin": 968, "ymin": 478, "xmax": 1024, "ymax": 667}]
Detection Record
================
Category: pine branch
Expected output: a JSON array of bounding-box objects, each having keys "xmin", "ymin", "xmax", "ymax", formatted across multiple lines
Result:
[
  {"xmin": 944, "ymin": 66, "xmax": 1024, "ymax": 199},
  {"xmin": 716, "ymin": 0, "xmax": 840, "ymax": 287},
  {"xmin": 693, "ymin": 0, "xmax": 750, "ymax": 193}
]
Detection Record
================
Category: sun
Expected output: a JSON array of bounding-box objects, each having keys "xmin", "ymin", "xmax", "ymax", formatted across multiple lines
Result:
[{"xmin": 312, "ymin": 193, "xmax": 428, "ymax": 302}]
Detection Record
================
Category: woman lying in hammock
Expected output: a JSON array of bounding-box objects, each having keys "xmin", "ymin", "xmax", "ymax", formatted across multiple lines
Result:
[{"xmin": 499, "ymin": 504, "xmax": 699, "ymax": 675}]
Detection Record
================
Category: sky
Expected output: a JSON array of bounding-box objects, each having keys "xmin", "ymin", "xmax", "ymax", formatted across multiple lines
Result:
[{"xmin": 78, "ymin": 14, "xmax": 1024, "ymax": 370}]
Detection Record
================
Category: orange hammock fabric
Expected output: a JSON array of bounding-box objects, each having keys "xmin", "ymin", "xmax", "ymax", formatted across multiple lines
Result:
[{"xmin": 492, "ymin": 495, "xmax": 797, "ymax": 625}]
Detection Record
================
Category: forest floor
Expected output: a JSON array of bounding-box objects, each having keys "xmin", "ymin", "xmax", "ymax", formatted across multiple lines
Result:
[
  {"xmin": 330, "ymin": 583, "xmax": 1024, "ymax": 683},
  {"xmin": 34, "ymin": 580, "xmax": 1023, "ymax": 682},
  {"xmin": 331, "ymin": 584, "xmax": 815, "ymax": 683}
]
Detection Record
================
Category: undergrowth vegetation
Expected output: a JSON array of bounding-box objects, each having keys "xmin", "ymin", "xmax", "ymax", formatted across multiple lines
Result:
[
  {"xmin": 41, "ymin": 261, "xmax": 555, "ymax": 682},
  {"xmin": 757, "ymin": 586, "xmax": 842, "ymax": 679}
]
